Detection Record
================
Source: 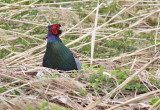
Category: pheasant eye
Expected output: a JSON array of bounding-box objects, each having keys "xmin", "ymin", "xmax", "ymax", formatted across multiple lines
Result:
[
  {"xmin": 51, "ymin": 26, "xmax": 56, "ymax": 30},
  {"xmin": 58, "ymin": 24, "xmax": 61, "ymax": 27}
]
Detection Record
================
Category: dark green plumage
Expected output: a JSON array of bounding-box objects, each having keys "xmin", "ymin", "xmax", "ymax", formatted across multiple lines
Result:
[{"xmin": 43, "ymin": 41, "xmax": 78, "ymax": 71}]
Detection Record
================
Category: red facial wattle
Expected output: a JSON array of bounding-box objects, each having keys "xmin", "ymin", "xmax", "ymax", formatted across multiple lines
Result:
[
  {"xmin": 51, "ymin": 28, "xmax": 57, "ymax": 34},
  {"xmin": 51, "ymin": 24, "xmax": 62, "ymax": 35}
]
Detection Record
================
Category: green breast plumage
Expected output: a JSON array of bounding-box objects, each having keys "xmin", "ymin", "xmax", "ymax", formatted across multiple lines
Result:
[{"xmin": 43, "ymin": 41, "xmax": 78, "ymax": 71}]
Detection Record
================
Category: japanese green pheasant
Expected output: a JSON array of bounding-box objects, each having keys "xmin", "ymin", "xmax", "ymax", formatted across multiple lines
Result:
[{"xmin": 43, "ymin": 24, "xmax": 81, "ymax": 71}]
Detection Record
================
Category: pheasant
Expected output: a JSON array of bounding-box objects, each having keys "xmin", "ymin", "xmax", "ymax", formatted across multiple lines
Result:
[{"xmin": 43, "ymin": 24, "xmax": 81, "ymax": 71}]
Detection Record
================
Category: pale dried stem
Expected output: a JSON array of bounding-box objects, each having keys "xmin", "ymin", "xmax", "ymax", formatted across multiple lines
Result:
[
  {"xmin": 0, "ymin": 0, "xmax": 91, "ymax": 11},
  {"xmin": 155, "ymin": 13, "xmax": 160, "ymax": 53},
  {"xmin": 0, "ymin": 18, "xmax": 47, "ymax": 27},
  {"xmin": 108, "ymin": 90, "xmax": 160, "ymax": 110},
  {"xmin": 0, "ymin": 28, "xmax": 44, "ymax": 42},
  {"xmin": 149, "ymin": 98, "xmax": 160, "ymax": 110},
  {"xmin": 90, "ymin": 0, "xmax": 100, "ymax": 66}
]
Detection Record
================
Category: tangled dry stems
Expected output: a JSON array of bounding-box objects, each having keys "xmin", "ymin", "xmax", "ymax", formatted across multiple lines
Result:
[{"xmin": 0, "ymin": 0, "xmax": 160, "ymax": 110}]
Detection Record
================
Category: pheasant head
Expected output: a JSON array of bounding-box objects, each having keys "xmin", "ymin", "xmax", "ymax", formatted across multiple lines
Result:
[{"xmin": 47, "ymin": 24, "xmax": 62, "ymax": 42}]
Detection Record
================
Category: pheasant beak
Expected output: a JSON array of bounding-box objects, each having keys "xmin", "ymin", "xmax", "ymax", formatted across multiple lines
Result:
[{"xmin": 59, "ymin": 26, "xmax": 62, "ymax": 30}]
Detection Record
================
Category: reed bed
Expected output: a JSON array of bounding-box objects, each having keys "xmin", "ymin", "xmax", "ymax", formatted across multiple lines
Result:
[{"xmin": 0, "ymin": 0, "xmax": 160, "ymax": 110}]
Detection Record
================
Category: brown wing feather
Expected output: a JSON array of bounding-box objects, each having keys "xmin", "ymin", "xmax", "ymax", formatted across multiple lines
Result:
[{"xmin": 70, "ymin": 50, "xmax": 79, "ymax": 58}]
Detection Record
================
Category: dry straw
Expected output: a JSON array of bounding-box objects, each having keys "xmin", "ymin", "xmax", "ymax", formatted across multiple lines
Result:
[{"xmin": 0, "ymin": 0, "xmax": 160, "ymax": 110}]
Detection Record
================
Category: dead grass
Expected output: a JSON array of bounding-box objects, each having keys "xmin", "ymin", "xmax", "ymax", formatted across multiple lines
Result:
[{"xmin": 0, "ymin": 0, "xmax": 160, "ymax": 110}]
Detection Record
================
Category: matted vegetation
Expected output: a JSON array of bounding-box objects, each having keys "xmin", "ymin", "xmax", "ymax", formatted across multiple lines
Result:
[{"xmin": 0, "ymin": 0, "xmax": 160, "ymax": 110}]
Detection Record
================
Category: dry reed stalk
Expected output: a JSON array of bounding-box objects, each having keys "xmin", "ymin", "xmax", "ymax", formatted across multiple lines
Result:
[
  {"xmin": 0, "ymin": 2, "xmax": 10, "ymax": 6},
  {"xmin": 0, "ymin": 28, "xmax": 44, "ymax": 42},
  {"xmin": 130, "ymin": 56, "xmax": 137, "ymax": 71},
  {"xmin": 24, "ymin": 25, "xmax": 40, "ymax": 34},
  {"xmin": 0, "ymin": 73, "xmax": 22, "ymax": 81},
  {"xmin": 0, "ymin": 0, "xmax": 31, "ymax": 9},
  {"xmin": 108, "ymin": 89, "xmax": 160, "ymax": 110},
  {"xmin": 8, "ymin": 0, "xmax": 31, "ymax": 5},
  {"xmin": 149, "ymin": 98, "xmax": 160, "ymax": 110},
  {"xmin": 33, "ymin": 0, "xmax": 91, "ymax": 6},
  {"xmin": 0, "ymin": 96, "xmax": 68, "ymax": 110},
  {"xmin": 139, "ymin": 1, "xmax": 160, "ymax": 3},
  {"xmin": 5, "ymin": 42, "xmax": 46, "ymax": 64},
  {"xmin": 13, "ymin": 54, "xmax": 43, "ymax": 66},
  {"xmin": 0, "ymin": 78, "xmax": 50, "ymax": 95},
  {"xmin": 0, "ymin": 1, "xmax": 160, "ymax": 110},
  {"xmin": 125, "ymin": 4, "xmax": 160, "ymax": 7},
  {"xmin": 0, "ymin": 17, "xmax": 47, "ymax": 27},
  {"xmin": 0, "ymin": 0, "xmax": 91, "ymax": 11},
  {"xmin": 108, "ymin": 42, "xmax": 160, "ymax": 61},
  {"xmin": 136, "ymin": 28, "xmax": 160, "ymax": 33},
  {"xmin": 155, "ymin": 13, "xmax": 160, "ymax": 53},
  {"xmin": 90, "ymin": 0, "xmax": 100, "ymax": 66},
  {"xmin": 29, "ymin": 0, "xmax": 40, "ymax": 6}
]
